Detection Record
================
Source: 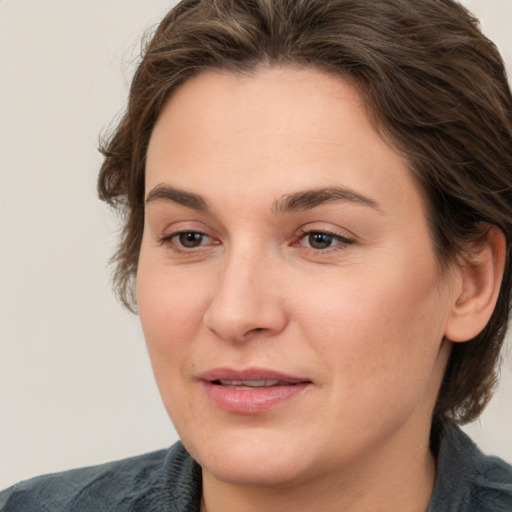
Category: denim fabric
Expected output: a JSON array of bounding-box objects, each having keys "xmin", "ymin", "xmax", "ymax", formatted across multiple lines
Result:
[{"xmin": 1, "ymin": 426, "xmax": 511, "ymax": 511}]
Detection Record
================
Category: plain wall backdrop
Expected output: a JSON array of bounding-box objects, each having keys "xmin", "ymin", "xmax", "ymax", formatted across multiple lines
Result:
[{"xmin": 1, "ymin": 0, "xmax": 511, "ymax": 489}]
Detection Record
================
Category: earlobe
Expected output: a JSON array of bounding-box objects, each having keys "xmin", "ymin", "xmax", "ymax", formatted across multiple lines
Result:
[{"xmin": 444, "ymin": 226, "xmax": 506, "ymax": 343}]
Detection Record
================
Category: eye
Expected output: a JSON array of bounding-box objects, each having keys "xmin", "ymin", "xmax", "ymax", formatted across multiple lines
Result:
[
  {"xmin": 177, "ymin": 232, "xmax": 208, "ymax": 248},
  {"xmin": 163, "ymin": 231, "xmax": 214, "ymax": 249},
  {"xmin": 298, "ymin": 231, "xmax": 353, "ymax": 250}
]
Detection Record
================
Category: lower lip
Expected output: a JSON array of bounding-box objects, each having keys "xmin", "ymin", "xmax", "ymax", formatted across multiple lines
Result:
[{"xmin": 202, "ymin": 381, "xmax": 310, "ymax": 414}]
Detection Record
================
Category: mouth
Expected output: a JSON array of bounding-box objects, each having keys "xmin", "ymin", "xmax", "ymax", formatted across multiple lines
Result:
[
  {"xmin": 199, "ymin": 368, "xmax": 312, "ymax": 414},
  {"xmin": 211, "ymin": 379, "xmax": 301, "ymax": 389}
]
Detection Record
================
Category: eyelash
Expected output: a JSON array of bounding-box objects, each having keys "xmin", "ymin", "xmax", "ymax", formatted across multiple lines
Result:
[
  {"xmin": 160, "ymin": 229, "xmax": 354, "ymax": 254},
  {"xmin": 295, "ymin": 229, "xmax": 354, "ymax": 252},
  {"xmin": 159, "ymin": 231, "xmax": 216, "ymax": 252}
]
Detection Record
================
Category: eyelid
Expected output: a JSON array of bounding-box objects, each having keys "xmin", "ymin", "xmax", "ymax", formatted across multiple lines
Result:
[
  {"xmin": 161, "ymin": 230, "xmax": 218, "ymax": 247},
  {"xmin": 156, "ymin": 219, "xmax": 214, "ymax": 240},
  {"xmin": 295, "ymin": 223, "xmax": 355, "ymax": 242},
  {"xmin": 156, "ymin": 219, "xmax": 221, "ymax": 254},
  {"xmin": 164, "ymin": 230, "xmax": 210, "ymax": 243},
  {"xmin": 293, "ymin": 224, "xmax": 355, "ymax": 253}
]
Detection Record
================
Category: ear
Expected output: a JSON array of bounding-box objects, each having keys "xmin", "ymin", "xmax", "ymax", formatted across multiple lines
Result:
[{"xmin": 444, "ymin": 226, "xmax": 506, "ymax": 343}]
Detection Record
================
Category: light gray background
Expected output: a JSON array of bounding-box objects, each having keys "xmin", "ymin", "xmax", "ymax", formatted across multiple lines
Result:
[{"xmin": 1, "ymin": 0, "xmax": 511, "ymax": 489}]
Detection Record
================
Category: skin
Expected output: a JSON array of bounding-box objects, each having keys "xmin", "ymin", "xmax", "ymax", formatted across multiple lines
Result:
[{"xmin": 137, "ymin": 67, "xmax": 498, "ymax": 512}]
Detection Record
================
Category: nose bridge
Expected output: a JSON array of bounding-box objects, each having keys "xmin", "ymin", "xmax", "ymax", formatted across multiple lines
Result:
[{"xmin": 203, "ymin": 239, "xmax": 287, "ymax": 342}]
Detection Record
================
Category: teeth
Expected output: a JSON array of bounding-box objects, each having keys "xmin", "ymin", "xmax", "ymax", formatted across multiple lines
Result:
[{"xmin": 218, "ymin": 379, "xmax": 282, "ymax": 387}]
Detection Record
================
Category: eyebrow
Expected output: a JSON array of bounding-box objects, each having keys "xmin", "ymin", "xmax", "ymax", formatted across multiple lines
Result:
[
  {"xmin": 145, "ymin": 184, "xmax": 209, "ymax": 210},
  {"xmin": 273, "ymin": 186, "xmax": 382, "ymax": 214},
  {"xmin": 145, "ymin": 184, "xmax": 382, "ymax": 214}
]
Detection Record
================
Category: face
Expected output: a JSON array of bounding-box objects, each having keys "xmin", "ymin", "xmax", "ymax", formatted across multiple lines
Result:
[{"xmin": 138, "ymin": 67, "xmax": 459, "ymax": 488}]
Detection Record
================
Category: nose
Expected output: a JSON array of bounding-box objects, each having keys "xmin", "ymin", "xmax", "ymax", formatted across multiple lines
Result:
[{"xmin": 203, "ymin": 247, "xmax": 288, "ymax": 343}]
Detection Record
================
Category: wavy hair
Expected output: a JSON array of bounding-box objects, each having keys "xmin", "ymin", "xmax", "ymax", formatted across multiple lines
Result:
[{"xmin": 98, "ymin": 0, "xmax": 512, "ymax": 425}]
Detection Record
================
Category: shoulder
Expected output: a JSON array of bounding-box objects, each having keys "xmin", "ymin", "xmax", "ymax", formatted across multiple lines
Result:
[
  {"xmin": 0, "ymin": 442, "xmax": 202, "ymax": 512},
  {"xmin": 429, "ymin": 424, "xmax": 512, "ymax": 512},
  {"xmin": 469, "ymin": 444, "xmax": 512, "ymax": 511}
]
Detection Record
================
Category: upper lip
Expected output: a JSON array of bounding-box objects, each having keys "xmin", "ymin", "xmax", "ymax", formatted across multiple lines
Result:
[{"xmin": 198, "ymin": 367, "xmax": 311, "ymax": 384}]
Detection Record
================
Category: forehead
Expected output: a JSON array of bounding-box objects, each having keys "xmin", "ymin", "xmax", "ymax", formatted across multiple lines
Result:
[{"xmin": 146, "ymin": 66, "xmax": 427, "ymax": 220}]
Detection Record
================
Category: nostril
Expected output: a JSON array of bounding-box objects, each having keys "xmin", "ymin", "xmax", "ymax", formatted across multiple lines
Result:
[{"xmin": 245, "ymin": 327, "xmax": 266, "ymax": 337}]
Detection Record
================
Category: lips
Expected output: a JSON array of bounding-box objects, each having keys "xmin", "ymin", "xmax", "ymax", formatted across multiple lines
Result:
[
  {"xmin": 215, "ymin": 379, "xmax": 289, "ymax": 387},
  {"xmin": 198, "ymin": 367, "xmax": 311, "ymax": 414}
]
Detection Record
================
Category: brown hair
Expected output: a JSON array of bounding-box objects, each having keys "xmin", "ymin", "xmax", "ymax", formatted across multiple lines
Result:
[{"xmin": 98, "ymin": 0, "xmax": 512, "ymax": 425}]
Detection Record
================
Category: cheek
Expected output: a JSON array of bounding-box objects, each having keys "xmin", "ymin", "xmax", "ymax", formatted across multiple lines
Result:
[
  {"xmin": 296, "ymin": 273, "xmax": 451, "ymax": 449},
  {"xmin": 295, "ymin": 262, "xmax": 450, "ymax": 389},
  {"xmin": 136, "ymin": 260, "xmax": 211, "ymax": 368}
]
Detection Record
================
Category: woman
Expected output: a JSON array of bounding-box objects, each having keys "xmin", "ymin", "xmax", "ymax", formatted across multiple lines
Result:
[{"xmin": 2, "ymin": 0, "xmax": 511, "ymax": 510}]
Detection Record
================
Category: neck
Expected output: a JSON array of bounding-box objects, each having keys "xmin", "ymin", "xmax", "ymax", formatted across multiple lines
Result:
[{"xmin": 200, "ymin": 428, "xmax": 436, "ymax": 512}]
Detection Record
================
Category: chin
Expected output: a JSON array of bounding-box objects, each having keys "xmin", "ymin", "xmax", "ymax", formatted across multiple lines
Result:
[
  {"xmin": 182, "ymin": 428, "xmax": 314, "ymax": 487},
  {"xmin": 204, "ymin": 454, "xmax": 309, "ymax": 488}
]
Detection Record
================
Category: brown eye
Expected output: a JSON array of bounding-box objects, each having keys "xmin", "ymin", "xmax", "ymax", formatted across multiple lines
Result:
[
  {"xmin": 298, "ymin": 230, "xmax": 353, "ymax": 251},
  {"xmin": 177, "ymin": 232, "xmax": 206, "ymax": 248},
  {"xmin": 307, "ymin": 232, "xmax": 335, "ymax": 249}
]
